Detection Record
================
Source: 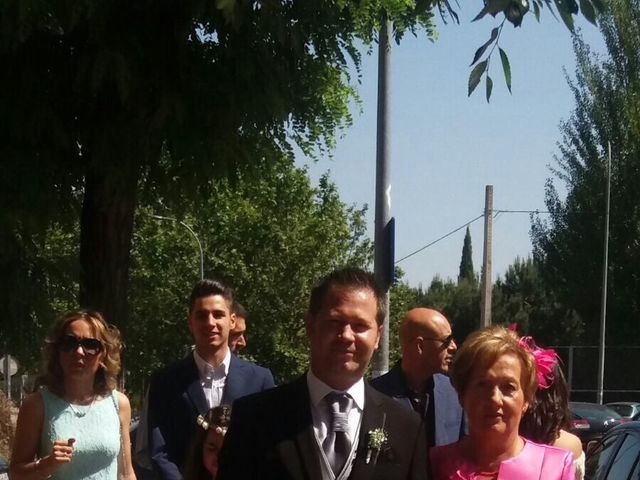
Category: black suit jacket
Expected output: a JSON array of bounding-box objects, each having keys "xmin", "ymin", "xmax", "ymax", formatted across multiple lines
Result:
[
  {"xmin": 370, "ymin": 362, "xmax": 465, "ymax": 447},
  {"xmin": 217, "ymin": 375, "xmax": 428, "ymax": 480},
  {"xmin": 148, "ymin": 353, "xmax": 275, "ymax": 480}
]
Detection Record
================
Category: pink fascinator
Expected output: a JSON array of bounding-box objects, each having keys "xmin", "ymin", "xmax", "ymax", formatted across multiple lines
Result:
[{"xmin": 518, "ymin": 336, "xmax": 559, "ymax": 390}]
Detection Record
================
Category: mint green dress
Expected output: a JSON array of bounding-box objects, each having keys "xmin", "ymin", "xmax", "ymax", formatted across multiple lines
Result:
[{"xmin": 40, "ymin": 388, "xmax": 120, "ymax": 480}]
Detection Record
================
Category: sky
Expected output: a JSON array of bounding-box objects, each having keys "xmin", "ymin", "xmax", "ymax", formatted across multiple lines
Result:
[{"xmin": 296, "ymin": 7, "xmax": 606, "ymax": 288}]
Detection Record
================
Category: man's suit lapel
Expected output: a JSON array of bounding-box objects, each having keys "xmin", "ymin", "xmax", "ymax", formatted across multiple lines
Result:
[
  {"xmin": 182, "ymin": 354, "xmax": 209, "ymax": 415},
  {"xmin": 433, "ymin": 374, "xmax": 446, "ymax": 445},
  {"xmin": 222, "ymin": 354, "xmax": 244, "ymax": 404},
  {"xmin": 386, "ymin": 364, "xmax": 414, "ymax": 411},
  {"xmin": 349, "ymin": 385, "xmax": 385, "ymax": 480},
  {"xmin": 275, "ymin": 376, "xmax": 322, "ymax": 480}
]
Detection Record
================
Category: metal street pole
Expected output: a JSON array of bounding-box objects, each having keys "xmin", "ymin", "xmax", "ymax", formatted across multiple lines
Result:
[
  {"xmin": 372, "ymin": 14, "xmax": 392, "ymax": 378},
  {"xmin": 151, "ymin": 215, "xmax": 204, "ymax": 280},
  {"xmin": 597, "ymin": 142, "xmax": 612, "ymax": 405}
]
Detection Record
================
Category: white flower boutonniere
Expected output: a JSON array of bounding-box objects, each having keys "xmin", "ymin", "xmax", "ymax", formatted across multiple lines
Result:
[{"xmin": 365, "ymin": 414, "xmax": 388, "ymax": 465}]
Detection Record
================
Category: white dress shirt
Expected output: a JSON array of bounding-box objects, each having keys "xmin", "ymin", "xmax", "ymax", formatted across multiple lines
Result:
[{"xmin": 194, "ymin": 348, "xmax": 231, "ymax": 408}]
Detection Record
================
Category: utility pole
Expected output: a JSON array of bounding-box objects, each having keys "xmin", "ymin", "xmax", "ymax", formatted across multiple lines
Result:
[
  {"xmin": 372, "ymin": 14, "xmax": 392, "ymax": 378},
  {"xmin": 480, "ymin": 185, "xmax": 494, "ymax": 327},
  {"xmin": 597, "ymin": 142, "xmax": 612, "ymax": 404}
]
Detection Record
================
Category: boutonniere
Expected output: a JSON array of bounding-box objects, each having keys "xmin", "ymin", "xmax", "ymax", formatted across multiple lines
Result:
[{"xmin": 365, "ymin": 414, "xmax": 388, "ymax": 465}]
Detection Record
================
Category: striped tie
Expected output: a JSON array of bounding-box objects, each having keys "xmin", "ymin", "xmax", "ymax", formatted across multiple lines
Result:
[{"xmin": 323, "ymin": 392, "xmax": 352, "ymax": 476}]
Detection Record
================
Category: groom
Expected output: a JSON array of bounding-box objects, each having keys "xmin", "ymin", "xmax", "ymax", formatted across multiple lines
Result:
[{"xmin": 218, "ymin": 267, "xmax": 428, "ymax": 480}]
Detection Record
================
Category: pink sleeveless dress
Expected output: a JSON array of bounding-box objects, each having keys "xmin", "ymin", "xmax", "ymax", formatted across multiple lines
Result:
[{"xmin": 430, "ymin": 438, "xmax": 576, "ymax": 480}]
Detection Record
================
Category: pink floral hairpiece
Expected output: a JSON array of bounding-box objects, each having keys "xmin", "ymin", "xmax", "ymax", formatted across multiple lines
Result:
[{"xmin": 517, "ymin": 335, "xmax": 559, "ymax": 390}]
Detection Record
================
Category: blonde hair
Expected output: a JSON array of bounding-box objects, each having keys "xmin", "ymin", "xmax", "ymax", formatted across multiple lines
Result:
[
  {"xmin": 42, "ymin": 309, "xmax": 122, "ymax": 396},
  {"xmin": 450, "ymin": 326, "xmax": 537, "ymax": 403}
]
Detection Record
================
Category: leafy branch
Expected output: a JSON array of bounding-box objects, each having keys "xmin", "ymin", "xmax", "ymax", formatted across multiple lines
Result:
[{"xmin": 468, "ymin": 0, "xmax": 604, "ymax": 100}]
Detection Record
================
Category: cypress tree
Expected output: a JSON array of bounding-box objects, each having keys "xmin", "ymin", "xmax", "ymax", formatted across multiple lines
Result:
[{"xmin": 458, "ymin": 227, "xmax": 476, "ymax": 285}]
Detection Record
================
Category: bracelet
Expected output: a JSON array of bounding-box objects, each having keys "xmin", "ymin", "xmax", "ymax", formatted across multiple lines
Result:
[{"xmin": 34, "ymin": 458, "xmax": 52, "ymax": 479}]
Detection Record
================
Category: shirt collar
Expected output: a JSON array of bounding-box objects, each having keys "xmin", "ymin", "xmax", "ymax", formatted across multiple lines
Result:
[
  {"xmin": 306, "ymin": 369, "xmax": 365, "ymax": 412},
  {"xmin": 193, "ymin": 348, "xmax": 231, "ymax": 380}
]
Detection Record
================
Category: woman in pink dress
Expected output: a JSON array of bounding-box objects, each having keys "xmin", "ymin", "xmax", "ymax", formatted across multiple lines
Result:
[{"xmin": 430, "ymin": 326, "xmax": 575, "ymax": 480}]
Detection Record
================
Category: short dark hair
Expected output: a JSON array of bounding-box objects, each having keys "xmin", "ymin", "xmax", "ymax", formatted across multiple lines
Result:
[
  {"xmin": 232, "ymin": 301, "xmax": 247, "ymax": 319},
  {"xmin": 189, "ymin": 279, "xmax": 234, "ymax": 313},
  {"xmin": 308, "ymin": 267, "xmax": 386, "ymax": 325}
]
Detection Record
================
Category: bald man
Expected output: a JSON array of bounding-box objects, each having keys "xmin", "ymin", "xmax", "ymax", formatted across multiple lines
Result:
[{"xmin": 370, "ymin": 308, "xmax": 465, "ymax": 448}]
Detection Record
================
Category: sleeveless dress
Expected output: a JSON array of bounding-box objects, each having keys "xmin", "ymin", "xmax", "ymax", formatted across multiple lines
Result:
[{"xmin": 40, "ymin": 388, "xmax": 121, "ymax": 480}]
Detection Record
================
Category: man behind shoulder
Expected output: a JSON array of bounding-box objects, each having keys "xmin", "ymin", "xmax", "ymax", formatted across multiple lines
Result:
[
  {"xmin": 218, "ymin": 267, "xmax": 428, "ymax": 480},
  {"xmin": 370, "ymin": 308, "xmax": 465, "ymax": 448},
  {"xmin": 147, "ymin": 279, "xmax": 275, "ymax": 479}
]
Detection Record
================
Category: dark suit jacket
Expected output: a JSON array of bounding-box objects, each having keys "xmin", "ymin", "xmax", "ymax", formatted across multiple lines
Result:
[
  {"xmin": 369, "ymin": 362, "xmax": 465, "ymax": 447},
  {"xmin": 147, "ymin": 352, "xmax": 275, "ymax": 480},
  {"xmin": 217, "ymin": 375, "xmax": 428, "ymax": 480}
]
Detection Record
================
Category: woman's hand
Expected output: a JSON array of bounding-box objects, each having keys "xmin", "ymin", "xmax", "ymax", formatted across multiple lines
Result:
[
  {"xmin": 48, "ymin": 438, "xmax": 76, "ymax": 465},
  {"xmin": 34, "ymin": 439, "xmax": 75, "ymax": 478}
]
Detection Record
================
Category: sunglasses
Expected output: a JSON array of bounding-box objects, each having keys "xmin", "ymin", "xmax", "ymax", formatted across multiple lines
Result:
[
  {"xmin": 59, "ymin": 335, "xmax": 103, "ymax": 355},
  {"xmin": 423, "ymin": 334, "xmax": 455, "ymax": 349}
]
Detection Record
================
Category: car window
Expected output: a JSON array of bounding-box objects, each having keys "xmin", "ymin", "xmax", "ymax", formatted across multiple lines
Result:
[
  {"xmin": 606, "ymin": 433, "xmax": 640, "ymax": 480},
  {"xmin": 586, "ymin": 433, "xmax": 618, "ymax": 479},
  {"xmin": 609, "ymin": 405, "xmax": 632, "ymax": 417},
  {"xmin": 571, "ymin": 403, "xmax": 623, "ymax": 421}
]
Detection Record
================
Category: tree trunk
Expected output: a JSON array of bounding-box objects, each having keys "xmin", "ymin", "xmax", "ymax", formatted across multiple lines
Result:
[{"xmin": 79, "ymin": 160, "xmax": 141, "ymax": 330}]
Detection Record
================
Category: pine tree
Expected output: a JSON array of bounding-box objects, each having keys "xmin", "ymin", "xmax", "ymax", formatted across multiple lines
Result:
[{"xmin": 458, "ymin": 227, "xmax": 476, "ymax": 285}]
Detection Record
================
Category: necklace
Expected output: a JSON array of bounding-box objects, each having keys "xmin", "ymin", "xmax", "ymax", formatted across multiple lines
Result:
[{"xmin": 67, "ymin": 395, "xmax": 97, "ymax": 418}]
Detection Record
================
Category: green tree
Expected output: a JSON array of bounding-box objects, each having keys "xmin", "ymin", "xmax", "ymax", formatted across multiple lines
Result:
[
  {"xmin": 127, "ymin": 157, "xmax": 372, "ymax": 390},
  {"xmin": 531, "ymin": 0, "xmax": 640, "ymax": 347},
  {"xmin": 387, "ymin": 268, "xmax": 424, "ymax": 365},
  {"xmin": 458, "ymin": 226, "xmax": 476, "ymax": 285},
  {"xmin": 0, "ymin": 0, "xmax": 600, "ymax": 336},
  {"xmin": 491, "ymin": 257, "xmax": 581, "ymax": 345},
  {"xmin": 0, "ymin": 1, "xmax": 437, "ymax": 333},
  {"xmin": 421, "ymin": 275, "xmax": 480, "ymax": 343}
]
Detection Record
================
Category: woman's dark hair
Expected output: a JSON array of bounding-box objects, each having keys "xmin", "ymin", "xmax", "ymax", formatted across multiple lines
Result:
[
  {"xmin": 183, "ymin": 405, "xmax": 232, "ymax": 480},
  {"xmin": 519, "ymin": 362, "xmax": 572, "ymax": 444}
]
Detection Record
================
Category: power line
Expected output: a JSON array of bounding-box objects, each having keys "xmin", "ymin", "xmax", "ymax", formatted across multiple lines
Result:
[
  {"xmin": 395, "ymin": 214, "xmax": 484, "ymax": 264},
  {"xmin": 494, "ymin": 209, "xmax": 550, "ymax": 216},
  {"xmin": 395, "ymin": 209, "xmax": 550, "ymax": 265}
]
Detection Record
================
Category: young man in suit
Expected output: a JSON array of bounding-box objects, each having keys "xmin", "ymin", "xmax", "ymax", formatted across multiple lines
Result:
[
  {"xmin": 218, "ymin": 268, "xmax": 428, "ymax": 480},
  {"xmin": 147, "ymin": 279, "xmax": 275, "ymax": 480},
  {"xmin": 370, "ymin": 308, "xmax": 465, "ymax": 448}
]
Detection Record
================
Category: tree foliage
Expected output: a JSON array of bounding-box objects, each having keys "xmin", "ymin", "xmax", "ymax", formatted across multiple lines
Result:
[
  {"xmin": 492, "ymin": 257, "xmax": 581, "ymax": 344},
  {"xmin": 469, "ymin": 0, "xmax": 605, "ymax": 99},
  {"xmin": 458, "ymin": 226, "xmax": 477, "ymax": 285},
  {"xmin": 127, "ymin": 157, "xmax": 372, "ymax": 391},
  {"xmin": 0, "ymin": 0, "xmax": 438, "ymax": 333},
  {"xmin": 531, "ymin": 0, "xmax": 640, "ymax": 347}
]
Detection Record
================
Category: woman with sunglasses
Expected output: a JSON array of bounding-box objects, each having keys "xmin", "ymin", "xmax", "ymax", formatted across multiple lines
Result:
[{"xmin": 10, "ymin": 310, "xmax": 137, "ymax": 480}]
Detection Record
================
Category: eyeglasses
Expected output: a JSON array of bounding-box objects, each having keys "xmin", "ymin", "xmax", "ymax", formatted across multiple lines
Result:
[
  {"xmin": 423, "ymin": 334, "xmax": 455, "ymax": 349},
  {"xmin": 59, "ymin": 335, "xmax": 103, "ymax": 355}
]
